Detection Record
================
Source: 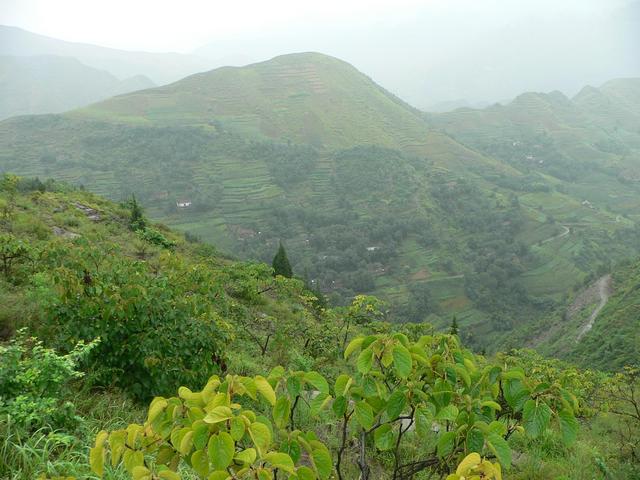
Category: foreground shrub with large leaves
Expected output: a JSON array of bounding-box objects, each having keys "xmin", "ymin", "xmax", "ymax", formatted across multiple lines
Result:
[
  {"xmin": 91, "ymin": 372, "xmax": 332, "ymax": 480},
  {"xmin": 93, "ymin": 333, "xmax": 579, "ymax": 479}
]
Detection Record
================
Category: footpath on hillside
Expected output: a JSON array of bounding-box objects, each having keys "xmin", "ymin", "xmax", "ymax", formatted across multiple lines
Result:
[{"xmin": 575, "ymin": 274, "xmax": 612, "ymax": 342}]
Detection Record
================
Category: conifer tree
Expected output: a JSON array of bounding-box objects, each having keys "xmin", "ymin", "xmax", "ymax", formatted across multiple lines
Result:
[
  {"xmin": 272, "ymin": 241, "xmax": 293, "ymax": 278},
  {"xmin": 449, "ymin": 315, "xmax": 459, "ymax": 335},
  {"xmin": 129, "ymin": 194, "xmax": 146, "ymax": 231}
]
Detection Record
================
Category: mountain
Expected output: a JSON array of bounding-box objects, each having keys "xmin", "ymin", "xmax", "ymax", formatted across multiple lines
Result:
[
  {"xmin": 0, "ymin": 55, "xmax": 155, "ymax": 120},
  {"xmin": 0, "ymin": 53, "xmax": 639, "ymax": 353},
  {"xmin": 0, "ymin": 25, "xmax": 211, "ymax": 85}
]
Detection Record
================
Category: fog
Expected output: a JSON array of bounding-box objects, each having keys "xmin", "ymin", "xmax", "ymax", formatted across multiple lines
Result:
[{"xmin": 2, "ymin": 0, "xmax": 639, "ymax": 108}]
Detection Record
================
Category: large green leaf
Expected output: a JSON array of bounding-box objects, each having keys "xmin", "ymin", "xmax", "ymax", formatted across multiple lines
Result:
[
  {"xmin": 558, "ymin": 409, "xmax": 579, "ymax": 445},
  {"xmin": 334, "ymin": 374, "xmax": 352, "ymax": 397},
  {"xmin": 357, "ymin": 347, "xmax": 374, "ymax": 374},
  {"xmin": 263, "ymin": 452, "xmax": 295, "ymax": 473},
  {"xmin": 191, "ymin": 449, "xmax": 209, "ymax": 477},
  {"xmin": 466, "ymin": 427, "xmax": 484, "ymax": 453},
  {"xmin": 374, "ymin": 424, "xmax": 395, "ymax": 450},
  {"xmin": 386, "ymin": 390, "xmax": 407, "ymax": 419},
  {"xmin": 503, "ymin": 379, "xmax": 529, "ymax": 411},
  {"xmin": 286, "ymin": 376, "xmax": 302, "ymax": 398},
  {"xmin": 208, "ymin": 432, "xmax": 235, "ymax": 471},
  {"xmin": 311, "ymin": 444, "xmax": 332, "ymax": 479},
  {"xmin": 436, "ymin": 431, "xmax": 456, "ymax": 457},
  {"xmin": 273, "ymin": 397, "xmax": 291, "ymax": 429},
  {"xmin": 415, "ymin": 404, "xmax": 435, "ymax": 438},
  {"xmin": 304, "ymin": 371, "xmax": 330, "ymax": 395},
  {"xmin": 435, "ymin": 404, "xmax": 459, "ymax": 422},
  {"xmin": 254, "ymin": 376, "xmax": 276, "ymax": 406},
  {"xmin": 333, "ymin": 396, "xmax": 347, "ymax": 417},
  {"xmin": 248, "ymin": 422, "xmax": 271, "ymax": 456},
  {"xmin": 392, "ymin": 344, "xmax": 412, "ymax": 378},
  {"xmin": 344, "ymin": 337, "xmax": 364, "ymax": 359},
  {"xmin": 89, "ymin": 446, "xmax": 105, "ymax": 476},
  {"xmin": 296, "ymin": 466, "xmax": 316, "ymax": 480},
  {"xmin": 204, "ymin": 406, "xmax": 233, "ymax": 424},
  {"xmin": 230, "ymin": 417, "xmax": 246, "ymax": 441},
  {"xmin": 486, "ymin": 431, "xmax": 511, "ymax": 469},
  {"xmin": 354, "ymin": 401, "xmax": 375, "ymax": 430},
  {"xmin": 234, "ymin": 448, "xmax": 257, "ymax": 465},
  {"xmin": 310, "ymin": 393, "xmax": 333, "ymax": 416},
  {"xmin": 522, "ymin": 399, "xmax": 552, "ymax": 438}
]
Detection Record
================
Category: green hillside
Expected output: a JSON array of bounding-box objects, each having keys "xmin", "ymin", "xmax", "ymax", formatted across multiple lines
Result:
[
  {"xmin": 1, "ymin": 178, "xmax": 639, "ymax": 480},
  {"xmin": 0, "ymin": 55, "xmax": 639, "ymax": 354},
  {"xmin": 519, "ymin": 258, "xmax": 640, "ymax": 371}
]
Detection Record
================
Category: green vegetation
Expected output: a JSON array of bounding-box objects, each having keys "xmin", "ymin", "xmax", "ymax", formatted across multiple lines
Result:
[
  {"xmin": 0, "ymin": 178, "xmax": 638, "ymax": 479},
  {"xmin": 272, "ymin": 242, "xmax": 293, "ymax": 278},
  {"xmin": 0, "ymin": 55, "xmax": 638, "ymax": 358}
]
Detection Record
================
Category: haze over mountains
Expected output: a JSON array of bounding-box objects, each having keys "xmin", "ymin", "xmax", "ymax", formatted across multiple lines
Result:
[
  {"xmin": 3, "ymin": 0, "xmax": 639, "ymax": 111},
  {"xmin": 0, "ymin": 54, "xmax": 155, "ymax": 120},
  {"xmin": 0, "ymin": 25, "xmax": 211, "ymax": 119},
  {"xmin": 191, "ymin": 0, "xmax": 640, "ymax": 109},
  {"xmin": 0, "ymin": 25, "xmax": 210, "ymax": 84}
]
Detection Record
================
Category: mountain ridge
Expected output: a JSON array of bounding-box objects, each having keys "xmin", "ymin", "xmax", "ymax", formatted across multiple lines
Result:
[
  {"xmin": 0, "ymin": 24, "xmax": 212, "ymax": 85},
  {"xmin": 0, "ymin": 54, "xmax": 156, "ymax": 120}
]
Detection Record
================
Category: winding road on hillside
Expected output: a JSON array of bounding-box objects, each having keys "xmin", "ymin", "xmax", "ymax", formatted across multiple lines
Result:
[
  {"xmin": 576, "ymin": 274, "xmax": 612, "ymax": 342},
  {"xmin": 541, "ymin": 224, "xmax": 570, "ymax": 244}
]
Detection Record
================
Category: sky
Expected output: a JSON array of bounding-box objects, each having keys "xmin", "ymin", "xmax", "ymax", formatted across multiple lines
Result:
[{"xmin": 1, "ymin": 0, "xmax": 639, "ymax": 108}]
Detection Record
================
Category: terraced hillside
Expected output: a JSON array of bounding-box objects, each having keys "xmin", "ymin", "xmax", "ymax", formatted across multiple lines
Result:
[{"xmin": 0, "ymin": 54, "xmax": 639, "ymax": 351}]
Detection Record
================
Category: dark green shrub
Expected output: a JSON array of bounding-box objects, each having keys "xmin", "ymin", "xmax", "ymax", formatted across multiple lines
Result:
[{"xmin": 43, "ymin": 251, "xmax": 231, "ymax": 401}]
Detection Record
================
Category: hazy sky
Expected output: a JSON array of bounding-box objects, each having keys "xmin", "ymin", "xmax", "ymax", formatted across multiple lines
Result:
[
  {"xmin": 2, "ymin": 0, "xmax": 432, "ymax": 52},
  {"xmin": 2, "ymin": 0, "xmax": 639, "ymax": 107}
]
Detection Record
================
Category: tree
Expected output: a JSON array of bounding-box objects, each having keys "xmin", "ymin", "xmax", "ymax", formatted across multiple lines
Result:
[
  {"xmin": 449, "ymin": 315, "xmax": 459, "ymax": 335},
  {"xmin": 129, "ymin": 194, "xmax": 146, "ymax": 231},
  {"xmin": 272, "ymin": 241, "xmax": 293, "ymax": 278},
  {"xmin": 0, "ymin": 233, "xmax": 30, "ymax": 279}
]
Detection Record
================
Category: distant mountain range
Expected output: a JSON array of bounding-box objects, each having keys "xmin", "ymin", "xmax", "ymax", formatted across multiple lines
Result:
[
  {"xmin": 0, "ymin": 55, "xmax": 155, "ymax": 120},
  {"xmin": 0, "ymin": 24, "xmax": 216, "ymax": 120},
  {"xmin": 0, "ymin": 25, "xmax": 211, "ymax": 84}
]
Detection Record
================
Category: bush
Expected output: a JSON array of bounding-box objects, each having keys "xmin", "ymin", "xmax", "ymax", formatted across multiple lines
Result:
[
  {"xmin": 0, "ymin": 330, "xmax": 97, "ymax": 432},
  {"xmin": 42, "ymin": 251, "xmax": 231, "ymax": 401},
  {"xmin": 137, "ymin": 227, "xmax": 176, "ymax": 250}
]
